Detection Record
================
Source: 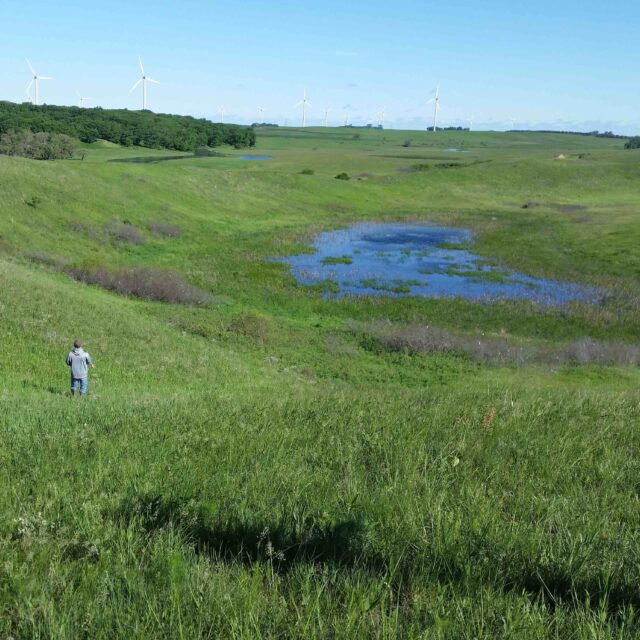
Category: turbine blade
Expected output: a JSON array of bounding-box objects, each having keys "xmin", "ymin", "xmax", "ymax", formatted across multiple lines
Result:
[
  {"xmin": 130, "ymin": 78, "xmax": 142, "ymax": 92},
  {"xmin": 25, "ymin": 79, "xmax": 34, "ymax": 95},
  {"xmin": 26, "ymin": 59, "xmax": 35, "ymax": 75},
  {"xmin": 39, "ymin": 76, "xmax": 53, "ymax": 80},
  {"xmin": 294, "ymin": 101, "xmax": 302, "ymax": 108},
  {"xmin": 138, "ymin": 56, "xmax": 145, "ymax": 75},
  {"xmin": 306, "ymin": 101, "xmax": 312, "ymax": 107},
  {"xmin": 146, "ymin": 77, "xmax": 160, "ymax": 84}
]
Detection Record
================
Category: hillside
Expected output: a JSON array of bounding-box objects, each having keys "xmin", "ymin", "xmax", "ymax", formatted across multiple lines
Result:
[{"xmin": 0, "ymin": 128, "xmax": 639, "ymax": 638}]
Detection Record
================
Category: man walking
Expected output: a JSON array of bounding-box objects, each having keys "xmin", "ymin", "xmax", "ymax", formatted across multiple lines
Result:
[{"xmin": 66, "ymin": 339, "xmax": 94, "ymax": 396}]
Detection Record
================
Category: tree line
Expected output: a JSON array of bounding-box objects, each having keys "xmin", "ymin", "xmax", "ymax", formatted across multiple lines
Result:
[{"xmin": 0, "ymin": 101, "xmax": 255, "ymax": 151}]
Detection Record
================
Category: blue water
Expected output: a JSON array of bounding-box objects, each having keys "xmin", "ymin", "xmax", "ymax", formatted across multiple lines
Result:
[
  {"xmin": 239, "ymin": 155, "xmax": 273, "ymax": 160},
  {"xmin": 280, "ymin": 223, "xmax": 598, "ymax": 305}
]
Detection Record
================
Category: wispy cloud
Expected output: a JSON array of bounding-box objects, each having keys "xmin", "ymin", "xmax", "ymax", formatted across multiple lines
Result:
[{"xmin": 333, "ymin": 50, "xmax": 359, "ymax": 57}]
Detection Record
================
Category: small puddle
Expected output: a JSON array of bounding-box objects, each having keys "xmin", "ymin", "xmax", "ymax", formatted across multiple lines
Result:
[
  {"xmin": 239, "ymin": 155, "xmax": 273, "ymax": 161},
  {"xmin": 447, "ymin": 148, "xmax": 468, "ymax": 153},
  {"xmin": 279, "ymin": 223, "xmax": 598, "ymax": 305}
]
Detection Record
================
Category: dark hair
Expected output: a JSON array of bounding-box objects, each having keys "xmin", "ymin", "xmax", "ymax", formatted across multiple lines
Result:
[{"xmin": 73, "ymin": 339, "xmax": 83, "ymax": 348}]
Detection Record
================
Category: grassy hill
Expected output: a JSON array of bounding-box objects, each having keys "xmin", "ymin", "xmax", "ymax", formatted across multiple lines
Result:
[{"xmin": 1, "ymin": 128, "xmax": 639, "ymax": 638}]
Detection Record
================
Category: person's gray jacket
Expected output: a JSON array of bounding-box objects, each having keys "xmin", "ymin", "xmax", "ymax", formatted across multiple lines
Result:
[{"xmin": 66, "ymin": 348, "xmax": 93, "ymax": 379}]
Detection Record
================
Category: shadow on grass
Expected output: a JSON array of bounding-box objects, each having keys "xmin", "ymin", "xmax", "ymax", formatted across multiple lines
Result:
[
  {"xmin": 112, "ymin": 494, "xmax": 640, "ymax": 619},
  {"xmin": 113, "ymin": 493, "xmax": 385, "ymax": 575}
]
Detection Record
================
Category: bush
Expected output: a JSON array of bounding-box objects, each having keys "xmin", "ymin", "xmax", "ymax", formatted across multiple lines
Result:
[
  {"xmin": 412, "ymin": 163, "xmax": 430, "ymax": 172},
  {"xmin": 300, "ymin": 168, "xmax": 315, "ymax": 175},
  {"xmin": 402, "ymin": 139, "xmax": 412, "ymax": 147},
  {"xmin": 357, "ymin": 321, "xmax": 640, "ymax": 367},
  {"xmin": 335, "ymin": 172, "xmax": 350, "ymax": 181},
  {"xmin": 66, "ymin": 267, "xmax": 208, "ymax": 304},
  {"xmin": 624, "ymin": 137, "xmax": 640, "ymax": 149},
  {"xmin": 148, "ymin": 221, "xmax": 182, "ymax": 238},
  {"xmin": 0, "ymin": 129, "xmax": 76, "ymax": 160},
  {"xmin": 114, "ymin": 223, "xmax": 146, "ymax": 245},
  {"xmin": 228, "ymin": 312, "xmax": 271, "ymax": 341}
]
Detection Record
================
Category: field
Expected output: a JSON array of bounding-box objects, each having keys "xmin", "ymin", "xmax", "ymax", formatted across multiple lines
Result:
[{"xmin": 1, "ymin": 127, "xmax": 639, "ymax": 638}]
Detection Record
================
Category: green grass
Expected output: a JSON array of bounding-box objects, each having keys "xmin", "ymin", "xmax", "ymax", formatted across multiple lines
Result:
[{"xmin": 0, "ymin": 128, "xmax": 639, "ymax": 638}]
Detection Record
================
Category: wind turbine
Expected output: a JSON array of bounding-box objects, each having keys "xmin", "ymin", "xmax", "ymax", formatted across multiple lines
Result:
[
  {"xmin": 323, "ymin": 106, "xmax": 330, "ymax": 127},
  {"xmin": 508, "ymin": 117, "xmax": 515, "ymax": 130},
  {"xmin": 129, "ymin": 57, "xmax": 160, "ymax": 110},
  {"xmin": 343, "ymin": 111, "xmax": 350, "ymax": 126},
  {"xmin": 218, "ymin": 106, "xmax": 225, "ymax": 123},
  {"xmin": 76, "ymin": 91, "xmax": 91, "ymax": 108},
  {"xmin": 427, "ymin": 84, "xmax": 440, "ymax": 131},
  {"xmin": 294, "ymin": 88, "xmax": 311, "ymax": 127},
  {"xmin": 377, "ymin": 106, "xmax": 386, "ymax": 127},
  {"xmin": 25, "ymin": 60, "xmax": 52, "ymax": 106},
  {"xmin": 468, "ymin": 116, "xmax": 474, "ymax": 131}
]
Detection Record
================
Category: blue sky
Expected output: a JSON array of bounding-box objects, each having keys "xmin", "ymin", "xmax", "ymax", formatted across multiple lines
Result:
[{"xmin": 1, "ymin": 0, "xmax": 638, "ymax": 132}]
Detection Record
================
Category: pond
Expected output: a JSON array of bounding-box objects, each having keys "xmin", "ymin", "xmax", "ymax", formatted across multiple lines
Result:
[
  {"xmin": 279, "ymin": 223, "xmax": 598, "ymax": 305},
  {"xmin": 239, "ymin": 155, "xmax": 273, "ymax": 161}
]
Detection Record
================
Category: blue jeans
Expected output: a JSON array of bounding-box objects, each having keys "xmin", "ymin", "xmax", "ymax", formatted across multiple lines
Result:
[{"xmin": 71, "ymin": 377, "xmax": 88, "ymax": 395}]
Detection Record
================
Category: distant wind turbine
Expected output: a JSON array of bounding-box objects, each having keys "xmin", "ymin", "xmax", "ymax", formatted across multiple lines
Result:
[
  {"xmin": 509, "ymin": 117, "xmax": 516, "ymax": 130},
  {"xmin": 427, "ymin": 84, "xmax": 440, "ymax": 132},
  {"xmin": 25, "ymin": 59, "xmax": 52, "ymax": 105},
  {"xmin": 468, "ymin": 116, "xmax": 474, "ymax": 131},
  {"xmin": 343, "ymin": 111, "xmax": 350, "ymax": 126},
  {"xmin": 129, "ymin": 57, "xmax": 160, "ymax": 110},
  {"xmin": 323, "ymin": 106, "xmax": 330, "ymax": 127},
  {"xmin": 218, "ymin": 106, "xmax": 225, "ymax": 123},
  {"xmin": 76, "ymin": 91, "xmax": 91, "ymax": 108},
  {"xmin": 257, "ymin": 105, "xmax": 264, "ymax": 121},
  {"xmin": 294, "ymin": 88, "xmax": 311, "ymax": 127},
  {"xmin": 377, "ymin": 106, "xmax": 386, "ymax": 127}
]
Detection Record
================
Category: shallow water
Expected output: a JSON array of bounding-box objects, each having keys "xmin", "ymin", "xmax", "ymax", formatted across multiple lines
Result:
[
  {"xmin": 280, "ymin": 223, "xmax": 597, "ymax": 305},
  {"xmin": 239, "ymin": 155, "xmax": 273, "ymax": 161},
  {"xmin": 447, "ymin": 148, "xmax": 468, "ymax": 152}
]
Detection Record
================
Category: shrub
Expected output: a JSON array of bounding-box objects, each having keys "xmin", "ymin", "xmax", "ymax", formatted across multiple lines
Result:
[
  {"xmin": 624, "ymin": 137, "xmax": 640, "ymax": 149},
  {"xmin": 356, "ymin": 321, "xmax": 640, "ymax": 367},
  {"xmin": 412, "ymin": 163, "xmax": 430, "ymax": 172},
  {"xmin": 0, "ymin": 129, "xmax": 76, "ymax": 160},
  {"xmin": 66, "ymin": 267, "xmax": 208, "ymax": 304},
  {"xmin": 300, "ymin": 168, "xmax": 315, "ymax": 175},
  {"xmin": 335, "ymin": 172, "xmax": 350, "ymax": 181},
  {"xmin": 114, "ymin": 223, "xmax": 146, "ymax": 245},
  {"xmin": 402, "ymin": 139, "xmax": 412, "ymax": 147},
  {"xmin": 228, "ymin": 312, "xmax": 271, "ymax": 341},
  {"xmin": 148, "ymin": 221, "xmax": 183, "ymax": 238},
  {"xmin": 23, "ymin": 195, "xmax": 41, "ymax": 208}
]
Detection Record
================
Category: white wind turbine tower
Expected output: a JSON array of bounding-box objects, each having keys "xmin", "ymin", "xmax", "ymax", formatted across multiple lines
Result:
[
  {"xmin": 377, "ymin": 106, "xmax": 386, "ymax": 127},
  {"xmin": 323, "ymin": 106, "xmax": 330, "ymax": 127},
  {"xmin": 218, "ymin": 106, "xmax": 226, "ymax": 123},
  {"xmin": 76, "ymin": 91, "xmax": 91, "ymax": 108},
  {"xmin": 129, "ymin": 57, "xmax": 160, "ymax": 110},
  {"xmin": 294, "ymin": 88, "xmax": 311, "ymax": 127},
  {"xmin": 468, "ymin": 116, "xmax": 474, "ymax": 131},
  {"xmin": 25, "ymin": 60, "xmax": 52, "ymax": 106},
  {"xmin": 427, "ymin": 84, "xmax": 440, "ymax": 131},
  {"xmin": 508, "ymin": 117, "xmax": 515, "ymax": 130}
]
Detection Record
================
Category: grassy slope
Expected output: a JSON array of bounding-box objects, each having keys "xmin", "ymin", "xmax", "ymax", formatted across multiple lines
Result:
[{"xmin": 0, "ymin": 128, "xmax": 639, "ymax": 638}]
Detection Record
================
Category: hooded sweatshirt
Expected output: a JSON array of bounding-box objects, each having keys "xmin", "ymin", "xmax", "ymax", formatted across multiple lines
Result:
[{"xmin": 66, "ymin": 348, "xmax": 93, "ymax": 379}]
